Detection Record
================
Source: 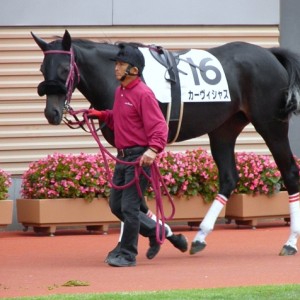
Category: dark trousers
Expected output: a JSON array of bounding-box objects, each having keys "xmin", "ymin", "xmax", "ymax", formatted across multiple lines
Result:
[{"xmin": 109, "ymin": 152, "xmax": 157, "ymax": 261}]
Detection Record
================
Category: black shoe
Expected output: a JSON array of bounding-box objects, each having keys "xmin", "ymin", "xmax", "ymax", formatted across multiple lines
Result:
[
  {"xmin": 167, "ymin": 234, "xmax": 188, "ymax": 252},
  {"xmin": 108, "ymin": 255, "xmax": 136, "ymax": 267},
  {"xmin": 190, "ymin": 241, "xmax": 206, "ymax": 255},
  {"xmin": 104, "ymin": 242, "xmax": 121, "ymax": 263},
  {"xmin": 146, "ymin": 237, "xmax": 161, "ymax": 259}
]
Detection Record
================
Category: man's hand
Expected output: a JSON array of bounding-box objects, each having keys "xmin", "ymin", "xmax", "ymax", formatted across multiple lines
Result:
[
  {"xmin": 86, "ymin": 109, "xmax": 106, "ymax": 121},
  {"xmin": 139, "ymin": 148, "xmax": 157, "ymax": 166}
]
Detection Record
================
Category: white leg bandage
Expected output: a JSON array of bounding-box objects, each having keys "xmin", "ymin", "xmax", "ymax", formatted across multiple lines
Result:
[
  {"xmin": 285, "ymin": 193, "xmax": 300, "ymax": 249},
  {"xmin": 193, "ymin": 194, "xmax": 227, "ymax": 243}
]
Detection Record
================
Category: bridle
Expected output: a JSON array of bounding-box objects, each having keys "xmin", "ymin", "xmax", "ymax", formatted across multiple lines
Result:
[
  {"xmin": 43, "ymin": 48, "xmax": 85, "ymax": 129},
  {"xmin": 43, "ymin": 48, "xmax": 80, "ymax": 111}
]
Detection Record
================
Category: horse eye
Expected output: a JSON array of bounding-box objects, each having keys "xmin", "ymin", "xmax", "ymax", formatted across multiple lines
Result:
[{"xmin": 58, "ymin": 64, "xmax": 70, "ymax": 80}]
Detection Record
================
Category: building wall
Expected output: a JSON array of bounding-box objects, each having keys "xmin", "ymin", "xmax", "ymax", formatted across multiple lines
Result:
[
  {"xmin": 0, "ymin": 0, "xmax": 279, "ymax": 26},
  {"xmin": 280, "ymin": 0, "xmax": 300, "ymax": 157}
]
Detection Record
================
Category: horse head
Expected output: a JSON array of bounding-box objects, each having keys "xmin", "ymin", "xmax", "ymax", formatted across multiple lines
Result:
[{"xmin": 31, "ymin": 30, "xmax": 79, "ymax": 125}]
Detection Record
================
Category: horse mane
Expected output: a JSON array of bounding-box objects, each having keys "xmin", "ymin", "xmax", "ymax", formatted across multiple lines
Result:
[
  {"xmin": 114, "ymin": 41, "xmax": 147, "ymax": 48},
  {"xmin": 72, "ymin": 38, "xmax": 148, "ymax": 50},
  {"xmin": 72, "ymin": 38, "xmax": 111, "ymax": 49}
]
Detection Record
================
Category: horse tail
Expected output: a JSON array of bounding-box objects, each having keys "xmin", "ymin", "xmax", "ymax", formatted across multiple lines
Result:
[{"xmin": 269, "ymin": 47, "xmax": 300, "ymax": 116}]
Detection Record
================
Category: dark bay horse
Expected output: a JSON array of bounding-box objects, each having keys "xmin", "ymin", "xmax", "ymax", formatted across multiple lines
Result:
[{"xmin": 31, "ymin": 30, "xmax": 300, "ymax": 256}]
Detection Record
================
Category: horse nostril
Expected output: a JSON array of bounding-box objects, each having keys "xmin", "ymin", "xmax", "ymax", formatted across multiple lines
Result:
[{"xmin": 44, "ymin": 108, "xmax": 62, "ymax": 125}]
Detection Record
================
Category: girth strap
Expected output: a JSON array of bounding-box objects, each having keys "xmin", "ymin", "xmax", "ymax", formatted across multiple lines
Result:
[{"xmin": 161, "ymin": 49, "xmax": 183, "ymax": 144}]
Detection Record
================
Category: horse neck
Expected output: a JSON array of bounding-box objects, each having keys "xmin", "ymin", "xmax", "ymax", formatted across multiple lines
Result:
[
  {"xmin": 72, "ymin": 42, "xmax": 117, "ymax": 147},
  {"xmin": 73, "ymin": 42, "xmax": 118, "ymax": 110}
]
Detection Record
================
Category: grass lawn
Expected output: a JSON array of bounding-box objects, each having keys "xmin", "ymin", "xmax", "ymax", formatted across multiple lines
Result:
[{"xmin": 4, "ymin": 284, "xmax": 300, "ymax": 300}]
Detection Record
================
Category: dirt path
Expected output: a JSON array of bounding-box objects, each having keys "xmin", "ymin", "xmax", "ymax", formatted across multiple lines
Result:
[{"xmin": 1, "ymin": 222, "xmax": 300, "ymax": 298}]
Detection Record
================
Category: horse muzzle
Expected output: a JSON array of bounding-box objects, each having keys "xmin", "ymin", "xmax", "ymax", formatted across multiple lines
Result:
[{"xmin": 44, "ymin": 94, "xmax": 66, "ymax": 125}]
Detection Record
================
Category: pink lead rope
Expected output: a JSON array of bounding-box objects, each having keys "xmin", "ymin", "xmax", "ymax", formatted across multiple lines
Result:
[{"xmin": 68, "ymin": 108, "xmax": 176, "ymax": 244}]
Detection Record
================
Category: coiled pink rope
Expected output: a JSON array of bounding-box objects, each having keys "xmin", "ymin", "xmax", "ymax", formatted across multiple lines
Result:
[{"xmin": 67, "ymin": 108, "xmax": 175, "ymax": 244}]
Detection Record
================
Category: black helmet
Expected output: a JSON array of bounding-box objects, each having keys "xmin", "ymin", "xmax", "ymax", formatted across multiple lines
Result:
[{"xmin": 112, "ymin": 43, "xmax": 145, "ymax": 75}]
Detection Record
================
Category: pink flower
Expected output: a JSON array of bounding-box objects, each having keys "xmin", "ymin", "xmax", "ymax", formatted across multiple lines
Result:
[
  {"xmin": 20, "ymin": 149, "xmax": 300, "ymax": 204},
  {"xmin": 21, "ymin": 152, "xmax": 113, "ymax": 201},
  {"xmin": 0, "ymin": 169, "xmax": 12, "ymax": 200}
]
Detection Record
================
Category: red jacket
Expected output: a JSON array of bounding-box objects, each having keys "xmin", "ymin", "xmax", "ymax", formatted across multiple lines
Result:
[{"xmin": 104, "ymin": 77, "xmax": 168, "ymax": 152}]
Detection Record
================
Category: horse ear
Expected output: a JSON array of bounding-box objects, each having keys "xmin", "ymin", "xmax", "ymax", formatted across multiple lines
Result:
[
  {"xmin": 62, "ymin": 30, "xmax": 72, "ymax": 51},
  {"xmin": 31, "ymin": 32, "xmax": 48, "ymax": 51}
]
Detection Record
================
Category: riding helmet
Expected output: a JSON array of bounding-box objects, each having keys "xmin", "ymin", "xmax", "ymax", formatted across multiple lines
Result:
[{"xmin": 112, "ymin": 43, "xmax": 145, "ymax": 75}]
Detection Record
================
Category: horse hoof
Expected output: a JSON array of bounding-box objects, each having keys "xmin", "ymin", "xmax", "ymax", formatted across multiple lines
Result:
[
  {"xmin": 279, "ymin": 245, "xmax": 297, "ymax": 256},
  {"xmin": 189, "ymin": 241, "xmax": 206, "ymax": 255}
]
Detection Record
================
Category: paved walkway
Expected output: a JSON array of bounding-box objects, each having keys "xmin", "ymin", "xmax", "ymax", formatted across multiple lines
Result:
[{"xmin": 0, "ymin": 221, "xmax": 300, "ymax": 298}]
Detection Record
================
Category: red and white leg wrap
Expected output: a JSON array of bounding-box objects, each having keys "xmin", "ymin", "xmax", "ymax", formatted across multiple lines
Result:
[
  {"xmin": 193, "ymin": 194, "xmax": 228, "ymax": 243},
  {"xmin": 286, "ymin": 193, "xmax": 300, "ymax": 250}
]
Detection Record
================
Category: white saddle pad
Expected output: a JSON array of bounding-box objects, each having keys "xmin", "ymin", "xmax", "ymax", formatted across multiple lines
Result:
[{"xmin": 140, "ymin": 48, "xmax": 231, "ymax": 103}]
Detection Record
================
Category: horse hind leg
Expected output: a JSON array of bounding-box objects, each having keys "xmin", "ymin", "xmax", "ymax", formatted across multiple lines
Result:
[
  {"xmin": 254, "ymin": 121, "xmax": 300, "ymax": 256},
  {"xmin": 279, "ymin": 191, "xmax": 300, "ymax": 256}
]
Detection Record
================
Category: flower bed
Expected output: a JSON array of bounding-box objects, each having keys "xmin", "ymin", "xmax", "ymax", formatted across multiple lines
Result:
[
  {"xmin": 21, "ymin": 149, "xmax": 299, "ymax": 202},
  {"xmin": 19, "ymin": 153, "xmax": 117, "ymax": 234},
  {"xmin": 0, "ymin": 169, "xmax": 11, "ymax": 200},
  {"xmin": 18, "ymin": 149, "xmax": 300, "ymax": 233},
  {"xmin": 0, "ymin": 168, "xmax": 12, "ymax": 227},
  {"xmin": 234, "ymin": 152, "xmax": 284, "ymax": 195},
  {"xmin": 21, "ymin": 152, "xmax": 113, "ymax": 201},
  {"xmin": 151, "ymin": 148, "xmax": 218, "ymax": 202},
  {"xmin": 148, "ymin": 149, "xmax": 289, "ymax": 202}
]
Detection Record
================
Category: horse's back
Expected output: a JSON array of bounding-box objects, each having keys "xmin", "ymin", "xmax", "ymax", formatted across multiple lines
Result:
[
  {"xmin": 208, "ymin": 42, "xmax": 289, "ymax": 118},
  {"xmin": 209, "ymin": 41, "xmax": 286, "ymax": 78}
]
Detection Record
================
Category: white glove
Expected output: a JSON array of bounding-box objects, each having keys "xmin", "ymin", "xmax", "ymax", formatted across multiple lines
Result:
[{"xmin": 139, "ymin": 148, "xmax": 157, "ymax": 166}]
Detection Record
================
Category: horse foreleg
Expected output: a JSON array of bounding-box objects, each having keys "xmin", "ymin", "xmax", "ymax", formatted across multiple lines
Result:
[
  {"xmin": 190, "ymin": 194, "xmax": 228, "ymax": 254},
  {"xmin": 190, "ymin": 120, "xmax": 244, "ymax": 255},
  {"xmin": 280, "ymin": 193, "xmax": 300, "ymax": 256}
]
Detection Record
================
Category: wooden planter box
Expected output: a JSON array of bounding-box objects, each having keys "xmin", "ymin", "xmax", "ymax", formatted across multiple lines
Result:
[
  {"xmin": 0, "ymin": 200, "xmax": 13, "ymax": 227},
  {"xmin": 147, "ymin": 195, "xmax": 225, "ymax": 227},
  {"xmin": 16, "ymin": 198, "xmax": 119, "ymax": 235},
  {"xmin": 225, "ymin": 191, "xmax": 290, "ymax": 228}
]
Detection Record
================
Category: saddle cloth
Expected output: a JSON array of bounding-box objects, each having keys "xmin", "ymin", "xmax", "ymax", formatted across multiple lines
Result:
[{"xmin": 139, "ymin": 47, "xmax": 231, "ymax": 103}]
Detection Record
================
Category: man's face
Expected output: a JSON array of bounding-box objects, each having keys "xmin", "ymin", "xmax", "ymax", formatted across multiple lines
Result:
[
  {"xmin": 114, "ymin": 60, "xmax": 139, "ymax": 84},
  {"xmin": 114, "ymin": 61, "xmax": 130, "ymax": 81}
]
